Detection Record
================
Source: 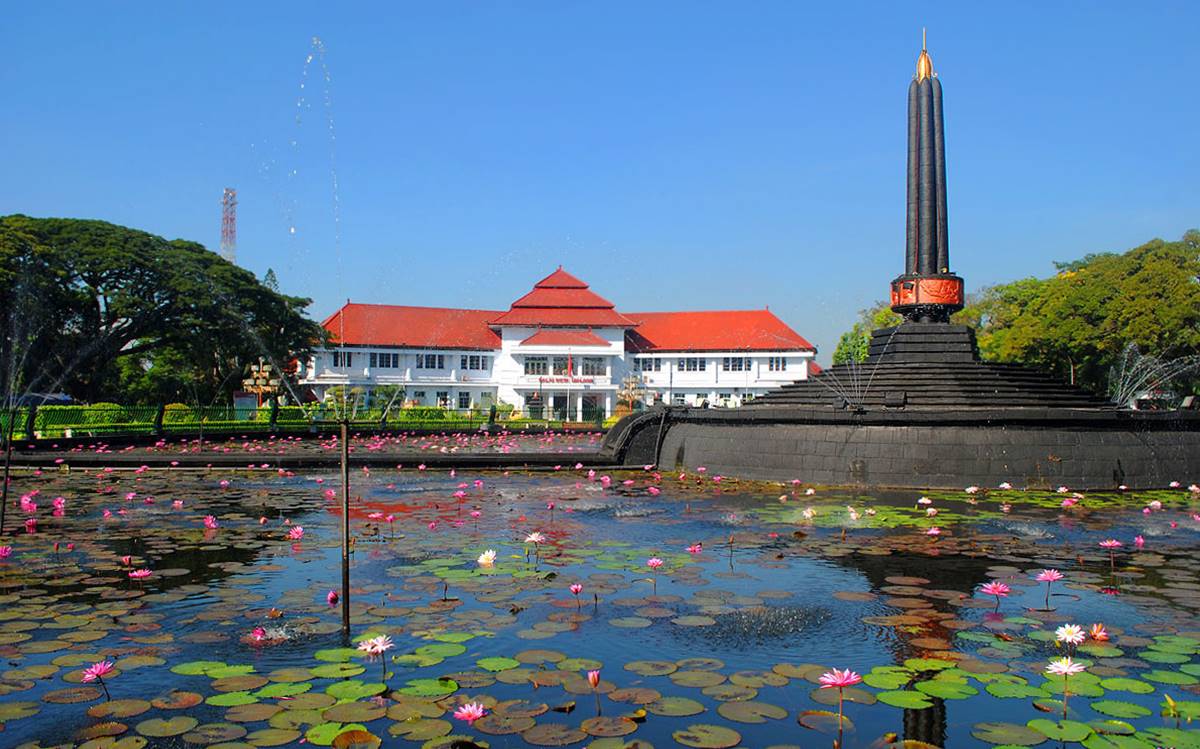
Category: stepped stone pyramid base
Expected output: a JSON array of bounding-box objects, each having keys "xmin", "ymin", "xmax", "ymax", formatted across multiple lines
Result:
[{"xmin": 601, "ymin": 324, "xmax": 1200, "ymax": 489}]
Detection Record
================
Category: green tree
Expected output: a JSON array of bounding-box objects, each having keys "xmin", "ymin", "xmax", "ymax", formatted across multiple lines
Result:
[{"xmin": 0, "ymin": 215, "xmax": 326, "ymax": 404}]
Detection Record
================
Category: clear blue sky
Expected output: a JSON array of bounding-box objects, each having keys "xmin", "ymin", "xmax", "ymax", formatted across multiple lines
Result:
[{"xmin": 3, "ymin": 2, "xmax": 1197, "ymax": 362}]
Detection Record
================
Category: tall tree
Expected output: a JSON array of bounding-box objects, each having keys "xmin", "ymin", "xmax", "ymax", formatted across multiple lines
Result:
[{"xmin": 0, "ymin": 215, "xmax": 326, "ymax": 404}]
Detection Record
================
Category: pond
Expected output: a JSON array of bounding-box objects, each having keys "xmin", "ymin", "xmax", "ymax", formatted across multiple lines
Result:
[{"xmin": 1, "ymin": 464, "xmax": 1198, "ymax": 749}]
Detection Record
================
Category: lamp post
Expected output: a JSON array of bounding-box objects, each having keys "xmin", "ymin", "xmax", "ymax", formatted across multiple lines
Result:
[{"xmin": 242, "ymin": 358, "xmax": 281, "ymax": 407}]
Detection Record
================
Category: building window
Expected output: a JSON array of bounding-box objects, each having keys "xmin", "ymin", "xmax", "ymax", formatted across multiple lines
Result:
[
  {"xmin": 369, "ymin": 352, "xmax": 400, "ymax": 369},
  {"xmin": 412, "ymin": 390, "xmax": 426, "ymax": 403},
  {"xmin": 416, "ymin": 354, "xmax": 444, "ymax": 369},
  {"xmin": 331, "ymin": 351, "xmax": 353, "ymax": 367},
  {"xmin": 634, "ymin": 357, "xmax": 661, "ymax": 372},
  {"xmin": 436, "ymin": 391, "xmax": 450, "ymax": 408},
  {"xmin": 672, "ymin": 395, "xmax": 687, "ymax": 406},
  {"xmin": 460, "ymin": 355, "xmax": 490, "ymax": 370},
  {"xmin": 552, "ymin": 356, "xmax": 570, "ymax": 375},
  {"xmin": 524, "ymin": 356, "xmax": 548, "ymax": 376},
  {"xmin": 722, "ymin": 357, "xmax": 750, "ymax": 372},
  {"xmin": 458, "ymin": 392, "xmax": 471, "ymax": 409},
  {"xmin": 677, "ymin": 357, "xmax": 706, "ymax": 372},
  {"xmin": 581, "ymin": 357, "xmax": 605, "ymax": 376},
  {"xmin": 768, "ymin": 357, "xmax": 787, "ymax": 371}
]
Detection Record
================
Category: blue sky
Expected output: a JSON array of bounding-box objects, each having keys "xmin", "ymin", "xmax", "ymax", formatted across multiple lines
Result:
[{"xmin": 3, "ymin": 2, "xmax": 1197, "ymax": 362}]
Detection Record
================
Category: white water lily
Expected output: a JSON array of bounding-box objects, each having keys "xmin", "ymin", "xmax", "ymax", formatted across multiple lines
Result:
[{"xmin": 477, "ymin": 549, "xmax": 497, "ymax": 567}]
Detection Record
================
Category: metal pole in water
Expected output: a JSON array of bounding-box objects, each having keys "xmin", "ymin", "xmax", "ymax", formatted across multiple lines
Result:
[{"xmin": 340, "ymin": 418, "xmax": 351, "ymax": 639}]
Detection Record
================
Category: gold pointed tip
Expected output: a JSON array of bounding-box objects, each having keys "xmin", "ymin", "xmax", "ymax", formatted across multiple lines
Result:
[{"xmin": 915, "ymin": 32, "xmax": 934, "ymax": 82}]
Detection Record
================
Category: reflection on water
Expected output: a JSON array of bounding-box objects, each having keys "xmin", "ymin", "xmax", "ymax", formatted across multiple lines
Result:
[{"xmin": 0, "ymin": 463, "xmax": 1197, "ymax": 748}]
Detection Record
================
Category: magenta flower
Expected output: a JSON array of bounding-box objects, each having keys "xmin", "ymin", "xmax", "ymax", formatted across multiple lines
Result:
[
  {"xmin": 569, "ymin": 583, "xmax": 583, "ymax": 596},
  {"xmin": 453, "ymin": 702, "xmax": 487, "ymax": 724},
  {"xmin": 0, "ymin": 546, "xmax": 11, "ymax": 560},
  {"xmin": 326, "ymin": 589, "xmax": 339, "ymax": 606},
  {"xmin": 1099, "ymin": 539, "xmax": 1122, "ymax": 549},
  {"xmin": 128, "ymin": 569, "xmax": 152, "ymax": 580},
  {"xmin": 818, "ymin": 668, "xmax": 863, "ymax": 689},
  {"xmin": 818, "ymin": 668, "xmax": 861, "ymax": 744},
  {"xmin": 81, "ymin": 659, "xmax": 115, "ymax": 700},
  {"xmin": 646, "ymin": 557, "xmax": 664, "ymax": 570},
  {"xmin": 287, "ymin": 526, "xmax": 305, "ymax": 541},
  {"xmin": 687, "ymin": 543, "xmax": 702, "ymax": 554},
  {"xmin": 1035, "ymin": 568, "xmax": 1063, "ymax": 609},
  {"xmin": 203, "ymin": 515, "xmax": 219, "ymax": 529}
]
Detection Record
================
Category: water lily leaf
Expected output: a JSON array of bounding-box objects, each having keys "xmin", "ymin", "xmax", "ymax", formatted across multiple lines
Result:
[
  {"xmin": 810, "ymin": 686, "xmax": 876, "ymax": 706},
  {"xmin": 387, "ymin": 718, "xmax": 453, "ymax": 739},
  {"xmin": 904, "ymin": 658, "xmax": 956, "ymax": 672},
  {"xmin": 797, "ymin": 710, "xmax": 853, "ymax": 734},
  {"xmin": 245, "ymin": 727, "xmax": 303, "ymax": 746},
  {"xmin": 331, "ymin": 728, "xmax": 382, "ymax": 749},
  {"xmin": 1091, "ymin": 701, "xmax": 1151, "ymax": 719},
  {"xmin": 702, "ymin": 684, "xmax": 757, "ymax": 702},
  {"xmin": 326, "ymin": 680, "xmax": 387, "ymax": 701},
  {"xmin": 255, "ymin": 682, "xmax": 312, "ymax": 698},
  {"xmin": 1143, "ymin": 669, "xmax": 1198, "ymax": 685},
  {"xmin": 0, "ymin": 701, "xmax": 40, "ymax": 720},
  {"xmin": 315, "ymin": 648, "xmax": 363, "ymax": 663},
  {"xmin": 87, "ymin": 699, "xmax": 152, "ymax": 719},
  {"xmin": 625, "ymin": 660, "xmax": 677, "ymax": 676},
  {"xmin": 716, "ymin": 700, "xmax": 788, "ymax": 724},
  {"xmin": 521, "ymin": 723, "xmax": 588, "ymax": 746},
  {"xmin": 987, "ymin": 682, "xmax": 1050, "ymax": 699},
  {"xmin": 1027, "ymin": 719, "xmax": 1093, "ymax": 742},
  {"xmin": 306, "ymin": 722, "xmax": 368, "ymax": 746},
  {"xmin": 1136, "ymin": 727, "xmax": 1200, "ymax": 749},
  {"xmin": 476, "ymin": 657, "xmax": 520, "ymax": 672},
  {"xmin": 1089, "ymin": 720, "xmax": 1136, "ymax": 736},
  {"xmin": 1138, "ymin": 650, "xmax": 1190, "ymax": 664},
  {"xmin": 557, "ymin": 657, "xmax": 603, "ymax": 672},
  {"xmin": 181, "ymin": 722, "xmax": 248, "ymax": 744},
  {"xmin": 1078, "ymin": 644, "xmax": 1124, "ymax": 658},
  {"xmin": 43, "ymin": 687, "xmax": 102, "ymax": 704},
  {"xmin": 472, "ymin": 713, "xmax": 535, "ymax": 735},
  {"xmin": 916, "ymin": 680, "xmax": 978, "ymax": 700},
  {"xmin": 416, "ymin": 643, "xmax": 467, "ymax": 658},
  {"xmin": 136, "ymin": 716, "xmax": 200, "ymax": 738},
  {"xmin": 323, "ymin": 701, "xmax": 387, "ymax": 722},
  {"xmin": 396, "ymin": 678, "xmax": 457, "ymax": 698},
  {"xmin": 877, "ymin": 690, "xmax": 934, "ymax": 709},
  {"xmin": 150, "ymin": 690, "xmax": 203, "ymax": 710},
  {"xmin": 312, "ymin": 663, "xmax": 367, "ymax": 679},
  {"xmin": 648, "ymin": 696, "xmax": 706, "ymax": 716},
  {"xmin": 971, "ymin": 721, "xmax": 1048, "ymax": 746},
  {"xmin": 1097, "ymin": 678, "xmax": 1153, "ymax": 694},
  {"xmin": 205, "ymin": 691, "xmax": 259, "ymax": 707},
  {"xmin": 580, "ymin": 716, "xmax": 639, "ymax": 736},
  {"xmin": 1081, "ymin": 734, "xmax": 1156, "ymax": 749},
  {"xmin": 670, "ymin": 670, "xmax": 726, "ymax": 688},
  {"xmin": 672, "ymin": 723, "xmax": 742, "ymax": 748},
  {"xmin": 864, "ymin": 667, "xmax": 914, "ymax": 690},
  {"xmin": 169, "ymin": 660, "xmax": 228, "ymax": 676},
  {"xmin": 206, "ymin": 664, "xmax": 257, "ymax": 679}
]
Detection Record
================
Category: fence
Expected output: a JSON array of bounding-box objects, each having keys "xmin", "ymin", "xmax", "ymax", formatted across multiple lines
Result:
[{"xmin": 0, "ymin": 402, "xmax": 612, "ymax": 442}]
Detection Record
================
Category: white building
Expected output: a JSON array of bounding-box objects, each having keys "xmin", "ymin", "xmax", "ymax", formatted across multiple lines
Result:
[{"xmin": 299, "ymin": 268, "xmax": 816, "ymax": 419}]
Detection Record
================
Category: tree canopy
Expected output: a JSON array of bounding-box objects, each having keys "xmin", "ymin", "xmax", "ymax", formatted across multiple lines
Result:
[
  {"xmin": 1, "ymin": 215, "xmax": 325, "ymax": 405},
  {"xmin": 831, "ymin": 230, "xmax": 1200, "ymax": 395}
]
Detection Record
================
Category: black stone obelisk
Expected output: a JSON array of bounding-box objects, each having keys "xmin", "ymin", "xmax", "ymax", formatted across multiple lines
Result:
[{"xmin": 891, "ymin": 35, "xmax": 964, "ymax": 323}]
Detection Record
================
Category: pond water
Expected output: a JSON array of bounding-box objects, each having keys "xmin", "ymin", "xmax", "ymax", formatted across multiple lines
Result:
[{"xmin": 1, "ymin": 464, "xmax": 1199, "ymax": 749}]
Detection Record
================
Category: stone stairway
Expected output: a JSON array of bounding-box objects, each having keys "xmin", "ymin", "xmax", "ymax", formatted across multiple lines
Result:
[{"xmin": 750, "ymin": 323, "xmax": 1115, "ymax": 411}]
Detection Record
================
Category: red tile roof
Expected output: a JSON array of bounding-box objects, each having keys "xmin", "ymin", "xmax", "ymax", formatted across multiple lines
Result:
[
  {"xmin": 520, "ymin": 329, "xmax": 611, "ymax": 347},
  {"xmin": 625, "ymin": 310, "xmax": 815, "ymax": 353},
  {"xmin": 322, "ymin": 304, "xmax": 501, "ymax": 350},
  {"xmin": 317, "ymin": 270, "xmax": 816, "ymax": 355},
  {"xmin": 491, "ymin": 266, "xmax": 638, "ymax": 328}
]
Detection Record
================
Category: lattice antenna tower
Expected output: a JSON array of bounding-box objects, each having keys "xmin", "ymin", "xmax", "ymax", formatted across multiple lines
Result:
[{"xmin": 220, "ymin": 187, "xmax": 238, "ymax": 263}]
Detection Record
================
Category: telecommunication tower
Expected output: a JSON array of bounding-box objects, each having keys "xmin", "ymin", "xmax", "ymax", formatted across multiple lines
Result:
[{"xmin": 220, "ymin": 188, "xmax": 237, "ymax": 263}]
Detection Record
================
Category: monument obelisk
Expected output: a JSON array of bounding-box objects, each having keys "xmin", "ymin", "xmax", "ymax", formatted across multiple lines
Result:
[{"xmin": 890, "ymin": 32, "xmax": 964, "ymax": 323}]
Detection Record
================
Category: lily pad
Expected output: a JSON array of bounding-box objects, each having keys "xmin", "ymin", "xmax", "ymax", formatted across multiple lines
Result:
[
  {"xmin": 672, "ymin": 723, "xmax": 742, "ymax": 748},
  {"xmin": 476, "ymin": 657, "xmax": 520, "ymax": 672},
  {"xmin": 972, "ymin": 721, "xmax": 1048, "ymax": 746},
  {"xmin": 521, "ymin": 723, "xmax": 588, "ymax": 746},
  {"xmin": 1027, "ymin": 719, "xmax": 1093, "ymax": 742},
  {"xmin": 1097, "ymin": 678, "xmax": 1154, "ymax": 694},
  {"xmin": 396, "ymin": 678, "xmax": 458, "ymax": 698},
  {"xmin": 648, "ymin": 696, "xmax": 706, "ymax": 716},
  {"xmin": 1091, "ymin": 701, "xmax": 1151, "ymax": 719},
  {"xmin": 580, "ymin": 716, "xmax": 639, "ymax": 737},
  {"xmin": 137, "ymin": 716, "xmax": 200, "ymax": 738},
  {"xmin": 877, "ymin": 690, "xmax": 934, "ymax": 709},
  {"xmin": 716, "ymin": 700, "xmax": 788, "ymax": 724}
]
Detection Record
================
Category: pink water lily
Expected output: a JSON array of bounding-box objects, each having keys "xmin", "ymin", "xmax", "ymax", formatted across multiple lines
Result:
[
  {"xmin": 0, "ymin": 546, "xmax": 11, "ymax": 560},
  {"xmin": 128, "ymin": 569, "xmax": 152, "ymax": 580},
  {"xmin": 979, "ymin": 581, "xmax": 1010, "ymax": 611},
  {"xmin": 453, "ymin": 701, "xmax": 487, "ymax": 724},
  {"xmin": 1035, "ymin": 569, "xmax": 1064, "ymax": 610},
  {"xmin": 819, "ymin": 668, "xmax": 862, "ymax": 744},
  {"xmin": 81, "ymin": 660, "xmax": 115, "ymax": 700},
  {"xmin": 687, "ymin": 543, "xmax": 702, "ymax": 554},
  {"xmin": 287, "ymin": 526, "xmax": 304, "ymax": 541},
  {"xmin": 203, "ymin": 515, "xmax": 219, "ymax": 529}
]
